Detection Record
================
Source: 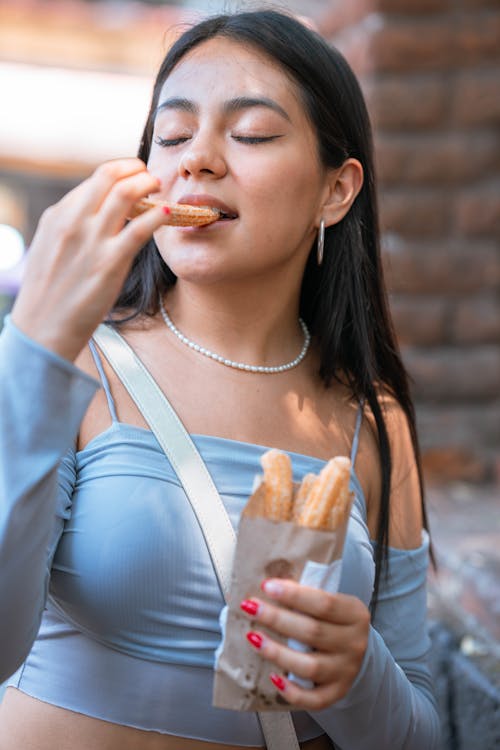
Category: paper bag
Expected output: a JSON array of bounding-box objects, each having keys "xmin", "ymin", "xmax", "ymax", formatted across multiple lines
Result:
[{"xmin": 213, "ymin": 461, "xmax": 353, "ymax": 712}]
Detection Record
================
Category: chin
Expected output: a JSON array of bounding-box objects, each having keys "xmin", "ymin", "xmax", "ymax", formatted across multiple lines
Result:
[
  {"xmin": 159, "ymin": 240, "xmax": 242, "ymax": 284},
  {"xmin": 165, "ymin": 256, "xmax": 230, "ymax": 286}
]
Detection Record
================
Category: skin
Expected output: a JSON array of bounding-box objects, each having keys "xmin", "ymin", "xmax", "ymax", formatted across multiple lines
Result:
[
  {"xmin": 3, "ymin": 37, "xmax": 423, "ymax": 749},
  {"xmin": 146, "ymin": 39, "xmax": 363, "ymax": 364}
]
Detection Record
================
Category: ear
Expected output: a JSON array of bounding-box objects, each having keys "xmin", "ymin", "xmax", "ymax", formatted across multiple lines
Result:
[{"xmin": 319, "ymin": 158, "xmax": 364, "ymax": 228}]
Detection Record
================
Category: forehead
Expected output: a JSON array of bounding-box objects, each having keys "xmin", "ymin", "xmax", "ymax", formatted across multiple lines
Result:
[{"xmin": 158, "ymin": 37, "xmax": 304, "ymax": 113}]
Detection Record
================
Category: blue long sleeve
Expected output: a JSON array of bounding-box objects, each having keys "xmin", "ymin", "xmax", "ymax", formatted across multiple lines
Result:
[
  {"xmin": 0, "ymin": 317, "xmax": 99, "ymax": 681},
  {"xmin": 310, "ymin": 536, "xmax": 440, "ymax": 749}
]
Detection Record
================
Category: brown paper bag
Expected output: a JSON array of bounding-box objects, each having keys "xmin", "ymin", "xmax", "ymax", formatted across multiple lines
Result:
[{"xmin": 212, "ymin": 474, "xmax": 353, "ymax": 712}]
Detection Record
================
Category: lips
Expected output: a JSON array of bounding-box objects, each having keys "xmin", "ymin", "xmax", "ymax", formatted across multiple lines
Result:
[{"xmin": 177, "ymin": 193, "xmax": 238, "ymax": 221}]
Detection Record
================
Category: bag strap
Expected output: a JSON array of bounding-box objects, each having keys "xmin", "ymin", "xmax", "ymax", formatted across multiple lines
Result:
[{"xmin": 92, "ymin": 324, "xmax": 300, "ymax": 750}]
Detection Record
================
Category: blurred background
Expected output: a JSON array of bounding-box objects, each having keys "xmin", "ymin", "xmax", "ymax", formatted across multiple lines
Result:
[{"xmin": 0, "ymin": 1, "xmax": 499, "ymax": 745}]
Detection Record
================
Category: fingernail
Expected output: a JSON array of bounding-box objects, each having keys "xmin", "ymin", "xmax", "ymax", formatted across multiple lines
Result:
[
  {"xmin": 162, "ymin": 206, "xmax": 171, "ymax": 215},
  {"xmin": 261, "ymin": 579, "xmax": 284, "ymax": 597},
  {"xmin": 246, "ymin": 631, "xmax": 263, "ymax": 650},
  {"xmin": 240, "ymin": 599, "xmax": 259, "ymax": 617},
  {"xmin": 270, "ymin": 673, "xmax": 286, "ymax": 691}
]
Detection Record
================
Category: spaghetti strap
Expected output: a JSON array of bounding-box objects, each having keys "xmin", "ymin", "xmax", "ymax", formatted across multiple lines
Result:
[
  {"xmin": 350, "ymin": 399, "xmax": 364, "ymax": 469},
  {"xmin": 88, "ymin": 338, "xmax": 119, "ymax": 423}
]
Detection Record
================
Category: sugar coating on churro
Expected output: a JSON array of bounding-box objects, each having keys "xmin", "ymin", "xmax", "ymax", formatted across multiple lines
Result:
[
  {"xmin": 127, "ymin": 198, "xmax": 221, "ymax": 226},
  {"xmin": 296, "ymin": 455, "xmax": 352, "ymax": 531},
  {"xmin": 256, "ymin": 449, "xmax": 352, "ymax": 530},
  {"xmin": 327, "ymin": 457, "xmax": 351, "ymax": 531},
  {"xmin": 291, "ymin": 473, "xmax": 316, "ymax": 523},
  {"xmin": 261, "ymin": 449, "xmax": 294, "ymax": 522}
]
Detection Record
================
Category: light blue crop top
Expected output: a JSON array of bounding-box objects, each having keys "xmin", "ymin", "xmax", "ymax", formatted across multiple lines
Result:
[{"xmin": 0, "ymin": 317, "xmax": 440, "ymax": 748}]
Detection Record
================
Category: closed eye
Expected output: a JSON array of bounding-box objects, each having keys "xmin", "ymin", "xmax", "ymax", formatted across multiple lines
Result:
[
  {"xmin": 154, "ymin": 135, "xmax": 190, "ymax": 147},
  {"xmin": 232, "ymin": 135, "xmax": 283, "ymax": 144},
  {"xmin": 153, "ymin": 134, "xmax": 283, "ymax": 147}
]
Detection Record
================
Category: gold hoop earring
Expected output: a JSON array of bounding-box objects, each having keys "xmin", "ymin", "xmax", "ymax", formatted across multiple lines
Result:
[{"xmin": 317, "ymin": 218, "xmax": 325, "ymax": 266}]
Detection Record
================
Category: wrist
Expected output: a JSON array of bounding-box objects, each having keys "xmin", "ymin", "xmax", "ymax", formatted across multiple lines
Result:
[{"xmin": 10, "ymin": 308, "xmax": 84, "ymax": 363}]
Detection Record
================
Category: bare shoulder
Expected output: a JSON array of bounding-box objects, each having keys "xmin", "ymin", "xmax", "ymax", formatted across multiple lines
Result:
[
  {"xmin": 74, "ymin": 340, "xmax": 99, "ymax": 379},
  {"xmin": 359, "ymin": 389, "xmax": 424, "ymax": 550},
  {"xmin": 73, "ymin": 339, "xmax": 112, "ymax": 451},
  {"xmin": 73, "ymin": 310, "xmax": 156, "ymax": 376},
  {"xmin": 72, "ymin": 312, "xmax": 153, "ymax": 450}
]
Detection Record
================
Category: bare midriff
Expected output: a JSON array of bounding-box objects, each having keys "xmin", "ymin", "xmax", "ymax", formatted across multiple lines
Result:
[{"xmin": 0, "ymin": 688, "xmax": 332, "ymax": 750}]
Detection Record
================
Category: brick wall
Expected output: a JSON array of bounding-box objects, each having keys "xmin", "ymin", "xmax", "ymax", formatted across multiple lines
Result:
[
  {"xmin": 1, "ymin": 0, "xmax": 498, "ymax": 481},
  {"xmin": 320, "ymin": 0, "xmax": 500, "ymax": 483}
]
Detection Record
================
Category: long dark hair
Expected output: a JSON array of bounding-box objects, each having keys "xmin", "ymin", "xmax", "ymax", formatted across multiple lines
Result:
[{"xmin": 113, "ymin": 10, "xmax": 429, "ymax": 609}]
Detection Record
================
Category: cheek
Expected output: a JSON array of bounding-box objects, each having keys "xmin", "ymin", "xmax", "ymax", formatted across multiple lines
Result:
[
  {"xmin": 146, "ymin": 149, "xmax": 177, "ymax": 190},
  {"xmin": 240, "ymin": 154, "xmax": 321, "ymax": 214},
  {"xmin": 146, "ymin": 149, "xmax": 161, "ymax": 174}
]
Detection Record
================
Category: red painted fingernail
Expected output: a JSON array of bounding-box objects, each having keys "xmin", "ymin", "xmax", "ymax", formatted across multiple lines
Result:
[
  {"xmin": 240, "ymin": 599, "xmax": 259, "ymax": 616},
  {"xmin": 162, "ymin": 206, "xmax": 171, "ymax": 215},
  {"xmin": 246, "ymin": 632, "xmax": 263, "ymax": 650},
  {"xmin": 270, "ymin": 673, "xmax": 286, "ymax": 691}
]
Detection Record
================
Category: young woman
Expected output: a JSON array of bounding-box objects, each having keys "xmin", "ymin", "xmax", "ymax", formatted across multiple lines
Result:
[{"xmin": 0, "ymin": 10, "xmax": 439, "ymax": 750}]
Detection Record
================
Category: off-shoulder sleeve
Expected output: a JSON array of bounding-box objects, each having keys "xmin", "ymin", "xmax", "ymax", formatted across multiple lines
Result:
[
  {"xmin": 310, "ymin": 533, "xmax": 440, "ymax": 749},
  {"xmin": 0, "ymin": 317, "xmax": 99, "ymax": 680}
]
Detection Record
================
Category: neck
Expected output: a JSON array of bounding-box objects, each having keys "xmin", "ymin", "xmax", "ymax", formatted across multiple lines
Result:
[{"xmin": 162, "ymin": 281, "xmax": 306, "ymax": 368}]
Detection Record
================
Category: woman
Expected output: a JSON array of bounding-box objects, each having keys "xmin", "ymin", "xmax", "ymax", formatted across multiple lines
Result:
[{"xmin": 0, "ymin": 10, "xmax": 440, "ymax": 750}]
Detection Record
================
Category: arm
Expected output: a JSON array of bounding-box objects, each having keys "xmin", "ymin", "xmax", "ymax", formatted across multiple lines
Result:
[
  {"xmin": 0, "ymin": 318, "xmax": 99, "ymax": 681},
  {"xmin": 239, "ymin": 400, "xmax": 440, "ymax": 748},
  {"xmin": 248, "ymin": 558, "xmax": 439, "ymax": 750},
  {"xmin": 306, "ymin": 397, "xmax": 439, "ymax": 747},
  {"xmin": 0, "ymin": 159, "xmax": 168, "ymax": 681},
  {"xmin": 309, "ymin": 535, "xmax": 440, "ymax": 749}
]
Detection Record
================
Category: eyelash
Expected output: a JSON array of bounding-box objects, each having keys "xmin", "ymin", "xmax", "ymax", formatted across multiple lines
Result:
[
  {"xmin": 153, "ymin": 135, "xmax": 280, "ymax": 147},
  {"xmin": 154, "ymin": 136, "xmax": 189, "ymax": 147},
  {"xmin": 233, "ymin": 135, "xmax": 281, "ymax": 144}
]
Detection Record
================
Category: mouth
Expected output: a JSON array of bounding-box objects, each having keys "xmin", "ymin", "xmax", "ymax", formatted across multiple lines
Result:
[
  {"xmin": 177, "ymin": 193, "xmax": 239, "ymax": 223},
  {"xmin": 216, "ymin": 209, "xmax": 239, "ymax": 222}
]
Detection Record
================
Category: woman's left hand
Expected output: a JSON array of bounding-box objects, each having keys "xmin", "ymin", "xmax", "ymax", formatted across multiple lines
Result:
[{"xmin": 240, "ymin": 579, "xmax": 370, "ymax": 711}]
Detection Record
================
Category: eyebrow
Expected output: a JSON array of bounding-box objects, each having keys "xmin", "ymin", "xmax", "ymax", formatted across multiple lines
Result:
[{"xmin": 155, "ymin": 96, "xmax": 291, "ymax": 122}]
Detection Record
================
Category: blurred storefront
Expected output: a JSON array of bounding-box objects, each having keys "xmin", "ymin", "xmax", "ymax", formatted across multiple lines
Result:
[
  {"xmin": 0, "ymin": 0, "xmax": 331, "ymax": 317},
  {"xmin": 0, "ymin": 0, "xmax": 187, "ymax": 314}
]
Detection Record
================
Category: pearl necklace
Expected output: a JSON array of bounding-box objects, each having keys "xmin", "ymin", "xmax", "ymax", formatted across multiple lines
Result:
[{"xmin": 159, "ymin": 297, "xmax": 311, "ymax": 374}]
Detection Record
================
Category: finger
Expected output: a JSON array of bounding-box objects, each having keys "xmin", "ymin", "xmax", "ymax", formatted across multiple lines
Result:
[
  {"xmin": 113, "ymin": 204, "xmax": 169, "ymax": 261},
  {"xmin": 94, "ymin": 170, "xmax": 161, "ymax": 236},
  {"xmin": 241, "ymin": 597, "xmax": 337, "ymax": 651},
  {"xmin": 267, "ymin": 672, "xmax": 343, "ymax": 711},
  {"xmin": 261, "ymin": 579, "xmax": 368, "ymax": 626},
  {"xmin": 57, "ymin": 158, "xmax": 150, "ymax": 221},
  {"xmin": 246, "ymin": 629, "xmax": 334, "ymax": 685}
]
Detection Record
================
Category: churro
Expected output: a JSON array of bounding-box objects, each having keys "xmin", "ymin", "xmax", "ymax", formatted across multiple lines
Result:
[
  {"xmin": 261, "ymin": 449, "xmax": 294, "ymax": 522},
  {"xmin": 127, "ymin": 198, "xmax": 221, "ymax": 226},
  {"xmin": 292, "ymin": 473, "xmax": 316, "ymax": 524},
  {"xmin": 296, "ymin": 457, "xmax": 350, "ymax": 530},
  {"xmin": 326, "ymin": 457, "xmax": 351, "ymax": 531},
  {"xmin": 258, "ymin": 450, "xmax": 352, "ymax": 531}
]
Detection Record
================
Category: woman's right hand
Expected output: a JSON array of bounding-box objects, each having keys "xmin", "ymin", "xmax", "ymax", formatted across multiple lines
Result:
[{"xmin": 11, "ymin": 158, "xmax": 167, "ymax": 362}]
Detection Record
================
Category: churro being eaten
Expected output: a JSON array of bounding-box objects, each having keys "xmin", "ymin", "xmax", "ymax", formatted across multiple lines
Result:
[{"xmin": 127, "ymin": 198, "xmax": 221, "ymax": 226}]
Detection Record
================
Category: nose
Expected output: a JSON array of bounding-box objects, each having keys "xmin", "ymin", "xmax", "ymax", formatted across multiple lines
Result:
[{"xmin": 178, "ymin": 133, "xmax": 227, "ymax": 180}]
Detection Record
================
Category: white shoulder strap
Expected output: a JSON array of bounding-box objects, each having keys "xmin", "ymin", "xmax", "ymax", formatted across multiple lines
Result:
[{"xmin": 92, "ymin": 324, "xmax": 300, "ymax": 750}]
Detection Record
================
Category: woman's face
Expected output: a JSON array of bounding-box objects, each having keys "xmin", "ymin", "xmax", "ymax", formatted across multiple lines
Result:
[{"xmin": 148, "ymin": 37, "xmax": 330, "ymax": 285}]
